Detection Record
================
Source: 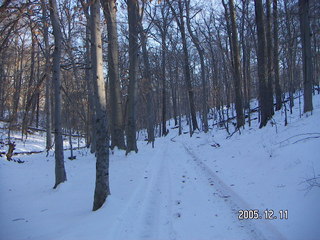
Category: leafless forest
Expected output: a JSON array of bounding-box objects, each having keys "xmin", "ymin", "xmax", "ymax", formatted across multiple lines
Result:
[{"xmin": 0, "ymin": 0, "xmax": 319, "ymax": 210}]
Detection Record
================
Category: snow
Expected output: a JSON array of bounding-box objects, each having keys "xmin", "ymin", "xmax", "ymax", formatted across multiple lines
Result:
[
  {"xmin": 1, "ymin": 94, "xmax": 320, "ymax": 240},
  {"xmin": 0, "ymin": 125, "xmax": 85, "ymax": 154}
]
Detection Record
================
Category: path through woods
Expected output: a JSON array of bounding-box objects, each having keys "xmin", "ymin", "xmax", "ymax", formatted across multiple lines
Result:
[{"xmin": 107, "ymin": 137, "xmax": 284, "ymax": 240}]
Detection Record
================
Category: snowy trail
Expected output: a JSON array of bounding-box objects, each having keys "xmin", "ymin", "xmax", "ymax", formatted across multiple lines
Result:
[
  {"xmin": 107, "ymin": 137, "xmax": 286, "ymax": 240},
  {"xmin": 181, "ymin": 140, "xmax": 286, "ymax": 240},
  {"xmin": 108, "ymin": 145, "xmax": 177, "ymax": 240}
]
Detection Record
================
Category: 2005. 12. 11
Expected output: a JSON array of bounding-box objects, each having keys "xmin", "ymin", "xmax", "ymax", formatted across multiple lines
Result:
[{"xmin": 238, "ymin": 209, "xmax": 288, "ymax": 220}]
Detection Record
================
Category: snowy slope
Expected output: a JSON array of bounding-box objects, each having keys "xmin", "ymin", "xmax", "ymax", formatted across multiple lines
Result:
[
  {"xmin": 0, "ymin": 94, "xmax": 319, "ymax": 240},
  {"xmin": 0, "ymin": 124, "xmax": 86, "ymax": 154}
]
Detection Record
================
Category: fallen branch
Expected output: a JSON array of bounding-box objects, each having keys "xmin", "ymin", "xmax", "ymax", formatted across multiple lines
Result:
[
  {"xmin": 292, "ymin": 136, "xmax": 320, "ymax": 144},
  {"xmin": 299, "ymin": 169, "xmax": 320, "ymax": 196},
  {"xmin": 279, "ymin": 133, "xmax": 320, "ymax": 146}
]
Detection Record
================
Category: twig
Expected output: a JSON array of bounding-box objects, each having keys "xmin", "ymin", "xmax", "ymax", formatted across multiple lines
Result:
[
  {"xmin": 299, "ymin": 167, "xmax": 320, "ymax": 196},
  {"xmin": 279, "ymin": 133, "xmax": 320, "ymax": 144},
  {"xmin": 292, "ymin": 136, "xmax": 320, "ymax": 144}
]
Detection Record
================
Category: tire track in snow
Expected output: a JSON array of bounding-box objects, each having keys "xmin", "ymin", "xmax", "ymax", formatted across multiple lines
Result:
[
  {"xmin": 108, "ymin": 145, "xmax": 176, "ymax": 240},
  {"xmin": 137, "ymin": 143, "xmax": 177, "ymax": 240},
  {"xmin": 182, "ymin": 142, "xmax": 286, "ymax": 240},
  {"xmin": 163, "ymin": 142, "xmax": 255, "ymax": 240}
]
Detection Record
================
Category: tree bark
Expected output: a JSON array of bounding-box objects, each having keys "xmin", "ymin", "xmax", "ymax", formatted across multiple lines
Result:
[
  {"xmin": 91, "ymin": 0, "xmax": 111, "ymax": 211},
  {"xmin": 185, "ymin": 0, "xmax": 208, "ymax": 132},
  {"xmin": 299, "ymin": 0, "xmax": 313, "ymax": 113},
  {"xmin": 49, "ymin": 0, "xmax": 67, "ymax": 189},
  {"xmin": 161, "ymin": 31, "xmax": 167, "ymax": 136},
  {"xmin": 254, "ymin": 0, "xmax": 272, "ymax": 128},
  {"xmin": 80, "ymin": 0, "xmax": 96, "ymax": 152},
  {"xmin": 138, "ymin": 8, "xmax": 155, "ymax": 146},
  {"xmin": 273, "ymin": 0, "xmax": 282, "ymax": 111},
  {"xmin": 41, "ymin": 0, "xmax": 52, "ymax": 151},
  {"xmin": 228, "ymin": 0, "xmax": 245, "ymax": 128},
  {"xmin": 126, "ymin": 0, "xmax": 139, "ymax": 154},
  {"xmin": 169, "ymin": 55, "xmax": 178, "ymax": 126},
  {"xmin": 11, "ymin": 36, "xmax": 24, "ymax": 124},
  {"xmin": 266, "ymin": 0, "xmax": 274, "ymax": 116},
  {"xmin": 167, "ymin": 0, "xmax": 198, "ymax": 132},
  {"xmin": 22, "ymin": 25, "xmax": 36, "ymax": 138},
  {"xmin": 101, "ymin": 0, "xmax": 126, "ymax": 150}
]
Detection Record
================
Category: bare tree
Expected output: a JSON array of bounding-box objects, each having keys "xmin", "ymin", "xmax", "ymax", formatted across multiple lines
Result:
[
  {"xmin": 266, "ymin": 0, "xmax": 274, "ymax": 116},
  {"xmin": 91, "ymin": 0, "xmax": 110, "ymax": 211},
  {"xmin": 41, "ymin": 0, "xmax": 52, "ymax": 151},
  {"xmin": 126, "ymin": 0, "xmax": 139, "ymax": 154},
  {"xmin": 101, "ymin": 0, "xmax": 126, "ymax": 150},
  {"xmin": 138, "ymin": 1, "xmax": 155, "ymax": 146},
  {"xmin": 299, "ymin": 0, "xmax": 313, "ymax": 113},
  {"xmin": 166, "ymin": 0, "xmax": 198, "ymax": 133},
  {"xmin": 273, "ymin": 0, "xmax": 282, "ymax": 111},
  {"xmin": 254, "ymin": 0, "xmax": 272, "ymax": 128},
  {"xmin": 225, "ymin": 0, "xmax": 244, "ymax": 128},
  {"xmin": 185, "ymin": 0, "xmax": 209, "ymax": 132},
  {"xmin": 80, "ymin": 0, "xmax": 96, "ymax": 153},
  {"xmin": 49, "ymin": 0, "xmax": 67, "ymax": 189},
  {"xmin": 153, "ymin": 2, "xmax": 171, "ymax": 136}
]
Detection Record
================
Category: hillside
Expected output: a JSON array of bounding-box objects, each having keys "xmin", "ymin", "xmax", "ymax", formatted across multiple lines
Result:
[{"xmin": 1, "ymin": 94, "xmax": 320, "ymax": 240}]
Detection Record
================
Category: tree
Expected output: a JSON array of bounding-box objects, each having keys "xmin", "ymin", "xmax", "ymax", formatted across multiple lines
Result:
[
  {"xmin": 91, "ymin": 0, "xmax": 110, "ymax": 211},
  {"xmin": 225, "ymin": 0, "xmax": 245, "ymax": 128},
  {"xmin": 41, "ymin": 0, "xmax": 52, "ymax": 151},
  {"xmin": 299, "ymin": 0, "xmax": 313, "ymax": 113},
  {"xmin": 273, "ymin": 0, "xmax": 282, "ymax": 111},
  {"xmin": 266, "ymin": 0, "xmax": 274, "ymax": 116},
  {"xmin": 138, "ymin": 1, "xmax": 155, "ymax": 146},
  {"xmin": 166, "ymin": 0, "xmax": 199, "ymax": 133},
  {"xmin": 152, "ymin": 2, "xmax": 171, "ymax": 136},
  {"xmin": 254, "ymin": 0, "xmax": 272, "ymax": 128},
  {"xmin": 283, "ymin": 1, "xmax": 298, "ymax": 113},
  {"xmin": 126, "ymin": 0, "xmax": 139, "ymax": 154},
  {"xmin": 101, "ymin": 0, "xmax": 126, "ymax": 150},
  {"xmin": 49, "ymin": 0, "xmax": 67, "ymax": 189},
  {"xmin": 80, "ymin": 0, "xmax": 96, "ymax": 153},
  {"xmin": 185, "ymin": 0, "xmax": 209, "ymax": 132}
]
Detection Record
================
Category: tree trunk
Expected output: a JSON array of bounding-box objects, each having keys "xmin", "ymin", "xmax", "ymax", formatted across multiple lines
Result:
[
  {"xmin": 299, "ymin": 0, "xmax": 313, "ymax": 113},
  {"xmin": 273, "ymin": 0, "xmax": 282, "ymax": 111},
  {"xmin": 0, "ymin": 58, "xmax": 4, "ymax": 118},
  {"xmin": 161, "ymin": 33, "xmax": 167, "ymax": 136},
  {"xmin": 266, "ymin": 0, "xmax": 274, "ymax": 116},
  {"xmin": 254, "ymin": 0, "xmax": 272, "ymax": 128},
  {"xmin": 41, "ymin": 0, "xmax": 52, "ymax": 151},
  {"xmin": 228, "ymin": 0, "xmax": 244, "ymax": 128},
  {"xmin": 49, "ymin": 0, "xmax": 67, "ymax": 189},
  {"xmin": 284, "ymin": 1, "xmax": 295, "ymax": 113},
  {"xmin": 138, "ymin": 13, "xmax": 155, "ymax": 145},
  {"xmin": 22, "ymin": 26, "xmax": 36, "ymax": 138},
  {"xmin": 11, "ymin": 37, "xmax": 24, "ymax": 124},
  {"xmin": 126, "ymin": 0, "xmax": 139, "ymax": 154},
  {"xmin": 91, "ymin": 0, "xmax": 111, "ymax": 211},
  {"xmin": 86, "ymin": 23, "xmax": 96, "ymax": 151},
  {"xmin": 81, "ymin": 1, "xmax": 97, "ymax": 153},
  {"xmin": 101, "ymin": 0, "xmax": 126, "ymax": 150},
  {"xmin": 167, "ymin": 0, "xmax": 198, "ymax": 132},
  {"xmin": 170, "ymin": 62, "xmax": 178, "ymax": 126},
  {"xmin": 185, "ymin": 0, "xmax": 208, "ymax": 132}
]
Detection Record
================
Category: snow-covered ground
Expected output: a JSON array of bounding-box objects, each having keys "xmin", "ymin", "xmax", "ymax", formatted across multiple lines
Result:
[
  {"xmin": 1, "ymin": 94, "xmax": 319, "ymax": 240},
  {"xmin": 0, "ymin": 125, "xmax": 86, "ymax": 154}
]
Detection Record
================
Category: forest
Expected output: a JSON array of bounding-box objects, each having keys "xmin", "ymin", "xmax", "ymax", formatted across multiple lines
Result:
[{"xmin": 0, "ymin": 0, "xmax": 320, "ymax": 239}]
